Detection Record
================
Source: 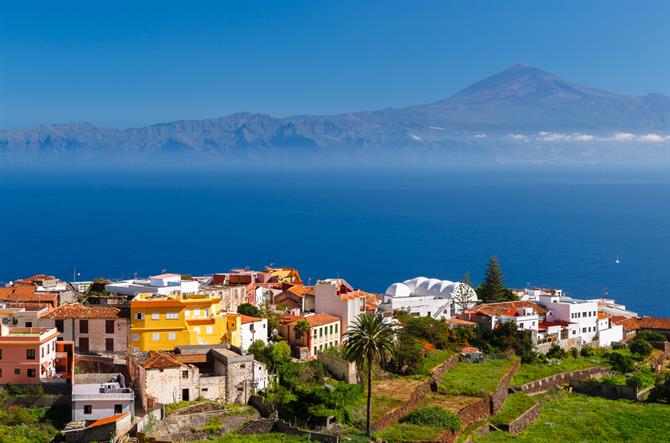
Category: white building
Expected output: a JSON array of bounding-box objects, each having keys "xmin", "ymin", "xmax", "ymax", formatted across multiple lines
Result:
[
  {"xmin": 105, "ymin": 273, "xmax": 199, "ymax": 298},
  {"xmin": 314, "ymin": 279, "xmax": 366, "ymax": 333},
  {"xmin": 380, "ymin": 277, "xmax": 478, "ymax": 320},
  {"xmin": 240, "ymin": 315, "xmax": 268, "ymax": 350},
  {"xmin": 71, "ymin": 373, "xmax": 134, "ymax": 422}
]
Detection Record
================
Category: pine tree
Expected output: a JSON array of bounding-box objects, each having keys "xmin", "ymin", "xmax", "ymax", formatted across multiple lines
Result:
[{"xmin": 478, "ymin": 256, "xmax": 506, "ymax": 303}]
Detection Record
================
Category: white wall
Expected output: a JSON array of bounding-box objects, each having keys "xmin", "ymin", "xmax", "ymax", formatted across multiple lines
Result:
[
  {"xmin": 72, "ymin": 397, "xmax": 134, "ymax": 421},
  {"xmin": 241, "ymin": 319, "xmax": 268, "ymax": 350}
]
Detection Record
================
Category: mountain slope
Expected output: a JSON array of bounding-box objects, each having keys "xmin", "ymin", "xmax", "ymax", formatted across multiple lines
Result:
[{"xmin": 1, "ymin": 65, "xmax": 669, "ymax": 162}]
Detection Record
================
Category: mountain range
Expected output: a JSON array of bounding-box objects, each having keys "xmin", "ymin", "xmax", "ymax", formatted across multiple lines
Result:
[{"xmin": 2, "ymin": 65, "xmax": 669, "ymax": 164}]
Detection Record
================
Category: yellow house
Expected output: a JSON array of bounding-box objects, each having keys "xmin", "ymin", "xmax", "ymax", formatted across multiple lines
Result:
[
  {"xmin": 129, "ymin": 293, "xmax": 241, "ymax": 352},
  {"xmin": 267, "ymin": 267, "xmax": 302, "ymax": 284}
]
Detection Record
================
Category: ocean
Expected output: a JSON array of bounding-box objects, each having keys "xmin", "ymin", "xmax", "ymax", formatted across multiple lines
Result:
[{"xmin": 1, "ymin": 166, "xmax": 668, "ymax": 316}]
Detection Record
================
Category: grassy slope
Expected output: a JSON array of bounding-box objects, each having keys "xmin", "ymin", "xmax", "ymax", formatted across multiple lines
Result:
[
  {"xmin": 204, "ymin": 433, "xmax": 310, "ymax": 443},
  {"xmin": 511, "ymin": 357, "xmax": 605, "ymax": 386},
  {"xmin": 417, "ymin": 349, "xmax": 455, "ymax": 376},
  {"xmin": 475, "ymin": 394, "xmax": 670, "ymax": 443},
  {"xmin": 376, "ymin": 423, "xmax": 443, "ymax": 442},
  {"xmin": 439, "ymin": 358, "xmax": 515, "ymax": 397},
  {"xmin": 490, "ymin": 393, "xmax": 536, "ymax": 426}
]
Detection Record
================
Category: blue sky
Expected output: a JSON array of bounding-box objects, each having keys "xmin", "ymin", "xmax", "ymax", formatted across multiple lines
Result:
[{"xmin": 1, "ymin": 0, "xmax": 668, "ymax": 129}]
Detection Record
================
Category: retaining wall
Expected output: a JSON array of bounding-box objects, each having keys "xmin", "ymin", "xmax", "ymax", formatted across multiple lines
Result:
[
  {"xmin": 490, "ymin": 358, "xmax": 520, "ymax": 414},
  {"xmin": 319, "ymin": 353, "xmax": 358, "ymax": 383},
  {"xmin": 512, "ymin": 366, "xmax": 610, "ymax": 395},
  {"xmin": 505, "ymin": 403, "xmax": 540, "ymax": 435},
  {"xmin": 570, "ymin": 380, "xmax": 639, "ymax": 400}
]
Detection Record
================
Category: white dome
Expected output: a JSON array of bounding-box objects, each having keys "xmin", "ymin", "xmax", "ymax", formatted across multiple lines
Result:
[
  {"xmin": 403, "ymin": 276, "xmax": 428, "ymax": 292},
  {"xmin": 385, "ymin": 282, "xmax": 411, "ymax": 298},
  {"xmin": 396, "ymin": 277, "xmax": 477, "ymax": 300}
]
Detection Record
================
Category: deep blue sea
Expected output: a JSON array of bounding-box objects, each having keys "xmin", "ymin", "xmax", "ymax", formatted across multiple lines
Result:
[{"xmin": 1, "ymin": 166, "xmax": 668, "ymax": 316}]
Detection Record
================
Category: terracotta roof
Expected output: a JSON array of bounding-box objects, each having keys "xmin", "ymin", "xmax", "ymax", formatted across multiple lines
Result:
[
  {"xmin": 467, "ymin": 301, "xmax": 547, "ymax": 316},
  {"xmin": 611, "ymin": 316, "xmax": 640, "ymax": 331},
  {"xmin": 538, "ymin": 321, "xmax": 571, "ymax": 331},
  {"xmin": 88, "ymin": 413, "xmax": 128, "ymax": 428},
  {"xmin": 139, "ymin": 352, "xmax": 185, "ymax": 369},
  {"xmin": 449, "ymin": 317, "xmax": 476, "ymax": 326},
  {"xmin": 597, "ymin": 312, "xmax": 609, "ymax": 319},
  {"xmin": 240, "ymin": 314, "xmax": 262, "ymax": 324},
  {"xmin": 41, "ymin": 303, "xmax": 124, "ymax": 319},
  {"xmin": 638, "ymin": 317, "xmax": 670, "ymax": 331},
  {"xmin": 14, "ymin": 274, "xmax": 56, "ymax": 285},
  {"xmin": 0, "ymin": 286, "xmax": 58, "ymax": 304},
  {"xmin": 462, "ymin": 346, "xmax": 481, "ymax": 353},
  {"xmin": 287, "ymin": 285, "xmax": 315, "ymax": 297},
  {"xmin": 282, "ymin": 312, "xmax": 341, "ymax": 328}
]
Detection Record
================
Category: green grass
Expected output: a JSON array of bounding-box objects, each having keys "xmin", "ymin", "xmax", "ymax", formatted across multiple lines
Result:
[
  {"xmin": 201, "ymin": 432, "xmax": 311, "ymax": 442},
  {"xmin": 348, "ymin": 395, "xmax": 404, "ymax": 425},
  {"xmin": 0, "ymin": 405, "xmax": 63, "ymax": 443},
  {"xmin": 417, "ymin": 349, "xmax": 455, "ymax": 375},
  {"xmin": 165, "ymin": 399, "xmax": 209, "ymax": 415},
  {"xmin": 474, "ymin": 393, "xmax": 670, "ymax": 442},
  {"xmin": 490, "ymin": 393, "xmax": 536, "ymax": 426},
  {"xmin": 375, "ymin": 423, "xmax": 444, "ymax": 442},
  {"xmin": 511, "ymin": 357, "xmax": 605, "ymax": 386},
  {"xmin": 439, "ymin": 357, "xmax": 516, "ymax": 397}
]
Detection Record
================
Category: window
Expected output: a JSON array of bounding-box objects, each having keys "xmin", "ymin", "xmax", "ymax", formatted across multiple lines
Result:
[
  {"xmin": 519, "ymin": 322, "xmax": 524, "ymax": 329},
  {"xmin": 206, "ymin": 326, "xmax": 213, "ymax": 335},
  {"xmin": 166, "ymin": 312, "xmax": 178, "ymax": 320},
  {"xmin": 240, "ymin": 363, "xmax": 246, "ymax": 368},
  {"xmin": 582, "ymin": 327, "xmax": 587, "ymax": 333},
  {"xmin": 41, "ymin": 347, "xmax": 44, "ymax": 358},
  {"xmin": 106, "ymin": 338, "xmax": 114, "ymax": 351},
  {"xmin": 106, "ymin": 320, "xmax": 114, "ymax": 334},
  {"xmin": 192, "ymin": 309, "xmax": 200, "ymax": 317},
  {"xmin": 25, "ymin": 322, "xmax": 32, "ymax": 327},
  {"xmin": 168, "ymin": 332, "xmax": 176, "ymax": 341},
  {"xmin": 152, "ymin": 332, "xmax": 160, "ymax": 341},
  {"xmin": 182, "ymin": 370, "xmax": 189, "ymax": 379},
  {"xmin": 335, "ymin": 323, "xmax": 338, "ymax": 333},
  {"xmin": 14, "ymin": 368, "xmax": 20, "ymax": 375},
  {"xmin": 132, "ymin": 334, "xmax": 139, "ymax": 342},
  {"xmin": 1, "ymin": 349, "xmax": 4, "ymax": 360},
  {"xmin": 84, "ymin": 405, "xmax": 92, "ymax": 415},
  {"xmin": 319, "ymin": 328, "xmax": 323, "ymax": 338},
  {"xmin": 152, "ymin": 312, "xmax": 160, "ymax": 320},
  {"xmin": 26, "ymin": 349, "xmax": 35, "ymax": 360},
  {"xmin": 184, "ymin": 309, "xmax": 190, "ymax": 318},
  {"xmin": 135, "ymin": 313, "xmax": 144, "ymax": 320},
  {"xmin": 27, "ymin": 369, "xmax": 36, "ymax": 378},
  {"xmin": 193, "ymin": 327, "xmax": 200, "ymax": 334},
  {"xmin": 55, "ymin": 319, "xmax": 64, "ymax": 332},
  {"xmin": 0, "ymin": 369, "xmax": 2, "ymax": 377},
  {"xmin": 313, "ymin": 329, "xmax": 317, "ymax": 338},
  {"xmin": 329, "ymin": 325, "xmax": 333, "ymax": 335},
  {"xmin": 114, "ymin": 404, "xmax": 123, "ymax": 414},
  {"xmin": 572, "ymin": 330, "xmax": 576, "ymax": 335},
  {"xmin": 202, "ymin": 388, "xmax": 208, "ymax": 392},
  {"xmin": 80, "ymin": 320, "xmax": 88, "ymax": 333}
]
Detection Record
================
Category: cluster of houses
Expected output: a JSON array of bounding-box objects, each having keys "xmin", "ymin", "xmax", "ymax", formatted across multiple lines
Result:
[{"xmin": 1, "ymin": 269, "xmax": 668, "ymax": 441}]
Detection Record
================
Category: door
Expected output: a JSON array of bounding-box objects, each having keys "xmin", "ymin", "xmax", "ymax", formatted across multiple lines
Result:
[
  {"xmin": 105, "ymin": 338, "xmax": 114, "ymax": 352},
  {"xmin": 182, "ymin": 388, "xmax": 189, "ymax": 401},
  {"xmin": 78, "ymin": 337, "xmax": 89, "ymax": 353}
]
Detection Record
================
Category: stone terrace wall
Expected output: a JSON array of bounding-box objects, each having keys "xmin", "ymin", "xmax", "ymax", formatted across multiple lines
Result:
[
  {"xmin": 456, "ymin": 397, "xmax": 490, "ymax": 427},
  {"xmin": 505, "ymin": 403, "xmax": 540, "ymax": 435},
  {"xmin": 371, "ymin": 355, "xmax": 461, "ymax": 433},
  {"xmin": 490, "ymin": 358, "xmax": 520, "ymax": 414},
  {"xmin": 273, "ymin": 420, "xmax": 339, "ymax": 443},
  {"xmin": 570, "ymin": 380, "xmax": 639, "ymax": 400},
  {"xmin": 513, "ymin": 366, "xmax": 610, "ymax": 395}
]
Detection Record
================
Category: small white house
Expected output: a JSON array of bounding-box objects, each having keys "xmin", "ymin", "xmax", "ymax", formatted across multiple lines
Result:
[
  {"xmin": 240, "ymin": 315, "xmax": 268, "ymax": 350},
  {"xmin": 106, "ymin": 273, "xmax": 199, "ymax": 297},
  {"xmin": 71, "ymin": 374, "xmax": 134, "ymax": 422}
]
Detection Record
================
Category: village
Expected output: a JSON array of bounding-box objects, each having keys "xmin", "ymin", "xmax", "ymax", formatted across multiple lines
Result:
[{"xmin": 0, "ymin": 259, "xmax": 669, "ymax": 443}]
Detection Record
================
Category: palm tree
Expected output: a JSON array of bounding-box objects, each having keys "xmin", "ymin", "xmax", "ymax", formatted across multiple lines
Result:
[
  {"xmin": 343, "ymin": 313, "xmax": 396, "ymax": 437},
  {"xmin": 294, "ymin": 319, "xmax": 310, "ymax": 346}
]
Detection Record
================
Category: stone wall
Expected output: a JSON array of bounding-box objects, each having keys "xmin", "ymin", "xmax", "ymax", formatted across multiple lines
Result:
[
  {"xmin": 649, "ymin": 341, "xmax": 670, "ymax": 353},
  {"xmin": 248, "ymin": 394, "xmax": 279, "ymax": 419},
  {"xmin": 513, "ymin": 366, "xmax": 610, "ymax": 395},
  {"xmin": 490, "ymin": 358, "xmax": 520, "ymax": 414},
  {"xmin": 456, "ymin": 397, "xmax": 490, "ymax": 427},
  {"xmin": 371, "ymin": 381, "xmax": 432, "ymax": 432},
  {"xmin": 431, "ymin": 354, "xmax": 460, "ymax": 379},
  {"xmin": 570, "ymin": 380, "xmax": 639, "ymax": 400},
  {"xmin": 505, "ymin": 403, "xmax": 540, "ymax": 435},
  {"xmin": 274, "ymin": 420, "xmax": 339, "ymax": 443},
  {"xmin": 318, "ymin": 352, "xmax": 357, "ymax": 383},
  {"xmin": 237, "ymin": 417, "xmax": 277, "ymax": 435}
]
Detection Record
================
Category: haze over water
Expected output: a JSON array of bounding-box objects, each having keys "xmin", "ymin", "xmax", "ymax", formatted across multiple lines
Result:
[{"xmin": 1, "ymin": 166, "xmax": 668, "ymax": 316}]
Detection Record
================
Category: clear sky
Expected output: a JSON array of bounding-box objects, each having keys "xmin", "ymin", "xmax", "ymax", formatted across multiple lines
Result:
[{"xmin": 1, "ymin": 0, "xmax": 668, "ymax": 129}]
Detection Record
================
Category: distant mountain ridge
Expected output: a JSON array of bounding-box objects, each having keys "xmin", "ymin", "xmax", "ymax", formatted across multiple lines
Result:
[{"xmin": 2, "ymin": 65, "xmax": 669, "ymax": 163}]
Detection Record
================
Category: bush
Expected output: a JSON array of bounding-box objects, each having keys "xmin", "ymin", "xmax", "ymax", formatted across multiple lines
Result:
[
  {"xmin": 569, "ymin": 347, "xmax": 579, "ymax": 358},
  {"xmin": 626, "ymin": 374, "xmax": 644, "ymax": 389},
  {"xmin": 238, "ymin": 303, "xmax": 262, "ymax": 318},
  {"xmin": 400, "ymin": 407, "xmax": 461, "ymax": 431},
  {"xmin": 636, "ymin": 331, "xmax": 666, "ymax": 343},
  {"xmin": 649, "ymin": 372, "xmax": 670, "ymax": 403},
  {"xmin": 477, "ymin": 322, "xmax": 536, "ymax": 363},
  {"xmin": 385, "ymin": 335, "xmax": 424, "ymax": 375},
  {"xmin": 546, "ymin": 345, "xmax": 567, "ymax": 359},
  {"xmin": 607, "ymin": 352, "xmax": 635, "ymax": 374},
  {"xmin": 580, "ymin": 345, "xmax": 595, "ymax": 357},
  {"xmin": 629, "ymin": 338, "xmax": 653, "ymax": 358}
]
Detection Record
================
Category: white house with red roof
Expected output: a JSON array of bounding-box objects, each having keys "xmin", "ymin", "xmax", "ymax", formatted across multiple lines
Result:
[
  {"xmin": 315, "ymin": 279, "xmax": 367, "ymax": 333},
  {"xmin": 239, "ymin": 314, "xmax": 267, "ymax": 350}
]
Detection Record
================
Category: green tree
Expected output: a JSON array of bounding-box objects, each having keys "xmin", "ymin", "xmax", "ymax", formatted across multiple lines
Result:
[
  {"xmin": 293, "ymin": 320, "xmax": 310, "ymax": 346},
  {"xmin": 344, "ymin": 313, "xmax": 396, "ymax": 437},
  {"xmin": 629, "ymin": 338, "xmax": 653, "ymax": 358},
  {"xmin": 237, "ymin": 303, "xmax": 261, "ymax": 317},
  {"xmin": 248, "ymin": 340, "xmax": 268, "ymax": 363},
  {"xmin": 649, "ymin": 372, "xmax": 670, "ymax": 403},
  {"xmin": 477, "ymin": 257, "xmax": 517, "ymax": 303},
  {"xmin": 385, "ymin": 335, "xmax": 424, "ymax": 375}
]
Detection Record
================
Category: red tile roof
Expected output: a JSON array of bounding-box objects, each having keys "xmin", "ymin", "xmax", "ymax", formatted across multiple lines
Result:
[
  {"xmin": 449, "ymin": 317, "xmax": 476, "ymax": 326},
  {"xmin": 611, "ymin": 316, "xmax": 640, "ymax": 332},
  {"xmin": 597, "ymin": 312, "xmax": 609, "ymax": 319},
  {"xmin": 287, "ymin": 285, "xmax": 315, "ymax": 297},
  {"xmin": 462, "ymin": 346, "xmax": 482, "ymax": 353},
  {"xmin": 41, "ymin": 303, "xmax": 124, "ymax": 319},
  {"xmin": 139, "ymin": 352, "xmax": 185, "ymax": 369},
  {"xmin": 282, "ymin": 312, "xmax": 341, "ymax": 328},
  {"xmin": 88, "ymin": 413, "xmax": 128, "ymax": 428},
  {"xmin": 174, "ymin": 353, "xmax": 208, "ymax": 364},
  {"xmin": 467, "ymin": 301, "xmax": 547, "ymax": 316},
  {"xmin": 638, "ymin": 317, "xmax": 670, "ymax": 331},
  {"xmin": 0, "ymin": 286, "xmax": 58, "ymax": 305},
  {"xmin": 240, "ymin": 314, "xmax": 262, "ymax": 324}
]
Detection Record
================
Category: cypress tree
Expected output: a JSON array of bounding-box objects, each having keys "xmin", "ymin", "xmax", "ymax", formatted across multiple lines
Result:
[{"xmin": 479, "ymin": 256, "xmax": 506, "ymax": 302}]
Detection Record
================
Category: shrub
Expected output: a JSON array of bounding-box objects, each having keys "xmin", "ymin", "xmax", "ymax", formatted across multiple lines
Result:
[
  {"xmin": 580, "ymin": 345, "xmax": 595, "ymax": 357},
  {"xmin": 238, "ymin": 303, "xmax": 262, "ymax": 318},
  {"xmin": 629, "ymin": 338, "xmax": 653, "ymax": 358},
  {"xmin": 626, "ymin": 374, "xmax": 643, "ymax": 389},
  {"xmin": 400, "ymin": 407, "xmax": 461, "ymax": 431},
  {"xmin": 546, "ymin": 345, "xmax": 567, "ymax": 359},
  {"xmin": 569, "ymin": 347, "xmax": 579, "ymax": 358},
  {"xmin": 607, "ymin": 352, "xmax": 635, "ymax": 374},
  {"xmin": 636, "ymin": 331, "xmax": 666, "ymax": 343},
  {"xmin": 385, "ymin": 335, "xmax": 424, "ymax": 375},
  {"xmin": 649, "ymin": 372, "xmax": 670, "ymax": 403}
]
